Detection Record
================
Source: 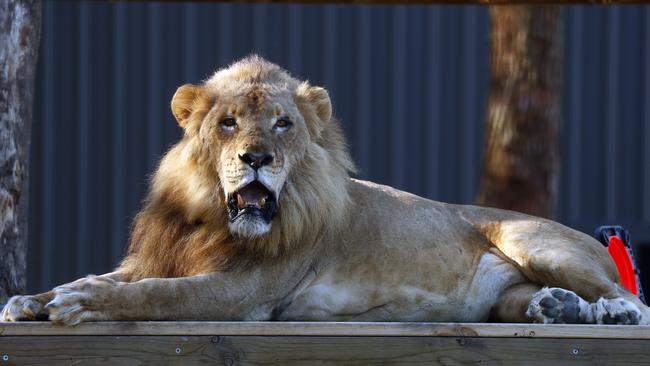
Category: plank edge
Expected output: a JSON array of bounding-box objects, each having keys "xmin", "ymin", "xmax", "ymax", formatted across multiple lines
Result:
[{"xmin": 1, "ymin": 321, "xmax": 649, "ymax": 339}]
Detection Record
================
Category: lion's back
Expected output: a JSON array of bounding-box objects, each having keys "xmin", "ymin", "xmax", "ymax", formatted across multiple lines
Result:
[{"xmin": 342, "ymin": 179, "xmax": 489, "ymax": 254}]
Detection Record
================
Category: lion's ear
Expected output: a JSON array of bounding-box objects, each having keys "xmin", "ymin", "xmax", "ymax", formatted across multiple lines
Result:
[
  {"xmin": 171, "ymin": 84, "xmax": 205, "ymax": 128},
  {"xmin": 296, "ymin": 83, "xmax": 332, "ymax": 124}
]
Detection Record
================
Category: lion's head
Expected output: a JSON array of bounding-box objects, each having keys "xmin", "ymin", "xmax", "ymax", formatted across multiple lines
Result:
[{"xmin": 121, "ymin": 56, "xmax": 355, "ymax": 278}]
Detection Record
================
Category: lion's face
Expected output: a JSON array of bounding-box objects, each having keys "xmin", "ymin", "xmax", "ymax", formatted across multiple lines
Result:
[
  {"xmin": 207, "ymin": 87, "xmax": 310, "ymax": 238},
  {"xmin": 169, "ymin": 57, "xmax": 337, "ymax": 240}
]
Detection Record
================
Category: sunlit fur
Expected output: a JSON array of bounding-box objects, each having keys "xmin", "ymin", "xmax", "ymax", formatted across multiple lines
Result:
[{"xmin": 118, "ymin": 56, "xmax": 355, "ymax": 281}]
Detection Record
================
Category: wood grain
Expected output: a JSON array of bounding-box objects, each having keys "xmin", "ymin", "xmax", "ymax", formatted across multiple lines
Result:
[
  {"xmin": 1, "ymin": 321, "xmax": 650, "ymax": 339},
  {"xmin": 2, "ymin": 323, "xmax": 649, "ymax": 364},
  {"xmin": 0, "ymin": 335, "xmax": 649, "ymax": 365}
]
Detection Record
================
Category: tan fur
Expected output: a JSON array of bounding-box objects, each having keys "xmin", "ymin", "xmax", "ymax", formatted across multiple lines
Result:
[
  {"xmin": 118, "ymin": 56, "xmax": 354, "ymax": 281},
  {"xmin": 3, "ymin": 56, "xmax": 648, "ymax": 326}
]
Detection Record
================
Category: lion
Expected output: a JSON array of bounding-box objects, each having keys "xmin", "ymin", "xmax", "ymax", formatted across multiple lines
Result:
[{"xmin": 2, "ymin": 56, "xmax": 648, "ymax": 326}]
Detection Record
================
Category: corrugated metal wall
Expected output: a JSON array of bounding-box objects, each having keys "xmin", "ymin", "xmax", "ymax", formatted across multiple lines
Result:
[{"xmin": 27, "ymin": 2, "xmax": 650, "ymax": 293}]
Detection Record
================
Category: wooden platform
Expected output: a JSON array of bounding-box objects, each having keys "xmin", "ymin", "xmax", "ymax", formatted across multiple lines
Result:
[{"xmin": 1, "ymin": 322, "xmax": 649, "ymax": 365}]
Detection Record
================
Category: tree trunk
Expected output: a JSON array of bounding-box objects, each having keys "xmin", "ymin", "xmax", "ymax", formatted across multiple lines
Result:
[
  {"xmin": 0, "ymin": 0, "xmax": 41, "ymax": 304},
  {"xmin": 476, "ymin": 6, "xmax": 561, "ymax": 218}
]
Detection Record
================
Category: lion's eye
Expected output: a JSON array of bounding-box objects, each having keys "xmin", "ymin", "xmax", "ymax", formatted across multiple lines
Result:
[
  {"xmin": 220, "ymin": 117, "xmax": 237, "ymax": 131},
  {"xmin": 274, "ymin": 118, "xmax": 293, "ymax": 131}
]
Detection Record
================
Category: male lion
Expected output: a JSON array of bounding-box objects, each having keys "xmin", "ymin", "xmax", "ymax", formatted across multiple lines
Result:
[{"xmin": 2, "ymin": 56, "xmax": 648, "ymax": 326}]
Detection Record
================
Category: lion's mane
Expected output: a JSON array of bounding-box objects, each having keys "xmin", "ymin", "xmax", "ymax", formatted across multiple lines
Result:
[{"xmin": 118, "ymin": 57, "xmax": 355, "ymax": 281}]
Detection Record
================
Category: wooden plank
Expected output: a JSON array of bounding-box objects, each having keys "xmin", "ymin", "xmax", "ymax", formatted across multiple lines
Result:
[
  {"xmin": 2, "ymin": 321, "xmax": 650, "ymax": 339},
  {"xmin": 0, "ymin": 335, "xmax": 649, "ymax": 365},
  {"xmin": 124, "ymin": 0, "xmax": 650, "ymax": 4}
]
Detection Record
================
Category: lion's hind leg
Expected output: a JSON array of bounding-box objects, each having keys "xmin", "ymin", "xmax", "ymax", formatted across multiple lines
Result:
[
  {"xmin": 491, "ymin": 284, "xmax": 643, "ymax": 324},
  {"xmin": 527, "ymin": 287, "xmax": 642, "ymax": 325},
  {"xmin": 460, "ymin": 206, "xmax": 649, "ymax": 324},
  {"xmin": 490, "ymin": 283, "xmax": 540, "ymax": 323}
]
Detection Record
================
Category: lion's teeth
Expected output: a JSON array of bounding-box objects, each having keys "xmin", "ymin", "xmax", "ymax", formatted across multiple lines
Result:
[
  {"xmin": 260, "ymin": 197, "xmax": 266, "ymax": 207},
  {"xmin": 237, "ymin": 194, "xmax": 245, "ymax": 209}
]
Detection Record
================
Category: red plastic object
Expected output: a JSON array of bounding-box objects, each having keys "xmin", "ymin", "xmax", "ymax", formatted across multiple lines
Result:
[{"xmin": 608, "ymin": 235, "xmax": 638, "ymax": 295}]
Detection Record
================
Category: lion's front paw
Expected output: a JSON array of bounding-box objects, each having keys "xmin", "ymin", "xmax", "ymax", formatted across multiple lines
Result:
[
  {"xmin": 526, "ymin": 287, "xmax": 593, "ymax": 324},
  {"xmin": 45, "ymin": 276, "xmax": 116, "ymax": 326},
  {"xmin": 592, "ymin": 297, "xmax": 641, "ymax": 325},
  {"xmin": 1, "ymin": 295, "xmax": 48, "ymax": 322}
]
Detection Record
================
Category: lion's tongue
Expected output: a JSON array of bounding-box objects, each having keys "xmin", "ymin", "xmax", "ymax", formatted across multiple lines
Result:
[{"xmin": 236, "ymin": 184, "xmax": 269, "ymax": 209}]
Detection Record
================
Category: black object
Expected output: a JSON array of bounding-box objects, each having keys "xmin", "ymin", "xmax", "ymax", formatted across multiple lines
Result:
[{"xmin": 595, "ymin": 225, "xmax": 646, "ymax": 305}]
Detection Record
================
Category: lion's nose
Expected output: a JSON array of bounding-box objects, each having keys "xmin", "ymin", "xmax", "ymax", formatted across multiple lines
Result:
[{"xmin": 238, "ymin": 152, "xmax": 274, "ymax": 170}]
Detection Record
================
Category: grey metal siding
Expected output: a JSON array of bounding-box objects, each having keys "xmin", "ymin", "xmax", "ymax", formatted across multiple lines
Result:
[{"xmin": 27, "ymin": 2, "xmax": 650, "ymax": 292}]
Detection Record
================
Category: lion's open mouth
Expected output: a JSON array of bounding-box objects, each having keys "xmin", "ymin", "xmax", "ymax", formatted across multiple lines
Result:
[{"xmin": 227, "ymin": 181, "xmax": 277, "ymax": 223}]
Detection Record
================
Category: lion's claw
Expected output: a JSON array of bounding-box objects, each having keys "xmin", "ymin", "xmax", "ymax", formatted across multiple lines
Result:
[
  {"xmin": 1, "ymin": 295, "xmax": 48, "ymax": 322},
  {"xmin": 592, "ymin": 297, "xmax": 642, "ymax": 325},
  {"xmin": 44, "ymin": 276, "xmax": 117, "ymax": 326}
]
